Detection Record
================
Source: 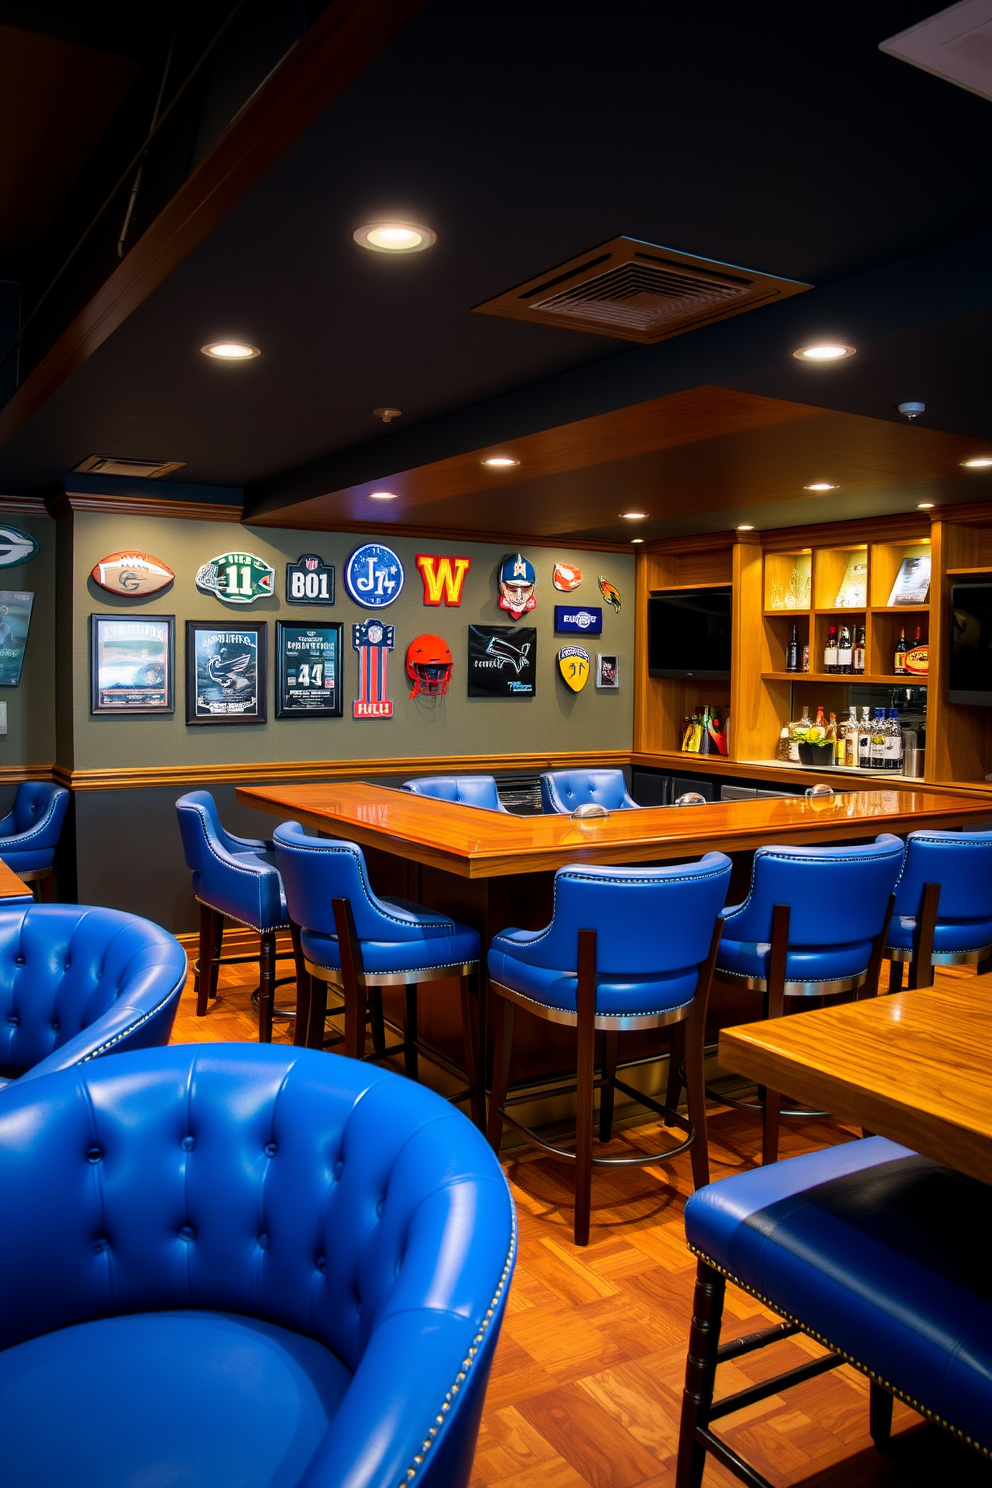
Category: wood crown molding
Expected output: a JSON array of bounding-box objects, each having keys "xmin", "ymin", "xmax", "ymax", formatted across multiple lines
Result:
[
  {"xmin": 0, "ymin": 496, "xmax": 49, "ymax": 518},
  {"xmin": 760, "ymin": 511, "xmax": 934, "ymax": 551},
  {"xmin": 50, "ymin": 490, "xmax": 243, "ymax": 522}
]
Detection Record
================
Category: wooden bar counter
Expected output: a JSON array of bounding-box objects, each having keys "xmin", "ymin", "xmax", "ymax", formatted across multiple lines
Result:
[{"xmin": 0, "ymin": 860, "xmax": 33, "ymax": 900}]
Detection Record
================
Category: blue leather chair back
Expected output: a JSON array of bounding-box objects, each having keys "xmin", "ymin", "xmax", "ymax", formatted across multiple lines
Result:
[
  {"xmin": 723, "ymin": 836, "xmax": 904, "ymax": 947},
  {"xmin": 893, "ymin": 830, "xmax": 992, "ymax": 921},
  {"xmin": 0, "ymin": 781, "xmax": 70, "ymax": 851},
  {"xmin": 403, "ymin": 775, "xmax": 508, "ymax": 812},
  {"xmin": 274, "ymin": 822, "xmax": 453, "ymax": 942},
  {"xmin": 175, "ymin": 790, "xmax": 285, "ymax": 931},
  {"xmin": 0, "ymin": 904, "xmax": 186, "ymax": 1083},
  {"xmin": 506, "ymin": 855, "xmax": 732, "ymax": 975},
  {"xmin": 540, "ymin": 769, "xmax": 638, "ymax": 814},
  {"xmin": 0, "ymin": 1044, "xmax": 516, "ymax": 1488}
]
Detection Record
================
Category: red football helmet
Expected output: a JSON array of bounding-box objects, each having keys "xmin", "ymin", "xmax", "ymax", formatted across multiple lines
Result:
[{"xmin": 406, "ymin": 634, "xmax": 453, "ymax": 697}]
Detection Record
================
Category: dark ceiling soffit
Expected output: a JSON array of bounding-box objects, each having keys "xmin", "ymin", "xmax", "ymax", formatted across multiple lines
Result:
[
  {"xmin": 241, "ymin": 511, "xmax": 632, "ymax": 551},
  {"xmin": 244, "ymin": 231, "xmax": 992, "ymax": 522},
  {"xmin": 0, "ymin": 0, "xmax": 431, "ymax": 450}
]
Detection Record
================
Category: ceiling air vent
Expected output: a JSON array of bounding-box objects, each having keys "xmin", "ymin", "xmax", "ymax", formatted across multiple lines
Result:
[
  {"xmin": 473, "ymin": 236, "xmax": 810, "ymax": 344},
  {"xmin": 880, "ymin": 0, "xmax": 992, "ymax": 102},
  {"xmin": 74, "ymin": 455, "xmax": 186, "ymax": 479}
]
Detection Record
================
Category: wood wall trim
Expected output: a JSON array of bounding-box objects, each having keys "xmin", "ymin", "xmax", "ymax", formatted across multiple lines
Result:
[
  {"xmin": 0, "ymin": 497, "xmax": 49, "ymax": 518},
  {"xmin": 0, "ymin": 0, "xmax": 430, "ymax": 449},
  {"xmin": 0, "ymin": 764, "xmax": 57, "ymax": 785},
  {"xmin": 49, "ymin": 491, "xmax": 244, "ymax": 522}
]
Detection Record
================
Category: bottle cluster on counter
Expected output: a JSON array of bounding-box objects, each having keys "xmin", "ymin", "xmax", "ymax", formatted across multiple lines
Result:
[
  {"xmin": 777, "ymin": 703, "xmax": 920, "ymax": 772},
  {"xmin": 680, "ymin": 705, "xmax": 729, "ymax": 755}
]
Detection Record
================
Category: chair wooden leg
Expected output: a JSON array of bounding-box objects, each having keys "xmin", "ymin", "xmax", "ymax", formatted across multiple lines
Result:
[
  {"xmin": 196, "ymin": 903, "xmax": 217, "ymax": 1017},
  {"xmin": 487, "ymin": 995, "xmax": 515, "ymax": 1153},
  {"xmin": 907, "ymin": 882, "xmax": 938, "ymax": 991},
  {"xmin": 209, "ymin": 913, "xmax": 224, "ymax": 999},
  {"xmin": 306, "ymin": 974, "xmax": 329, "ymax": 1050},
  {"xmin": 762, "ymin": 904, "xmax": 790, "ymax": 1165},
  {"xmin": 257, "ymin": 931, "xmax": 275, "ymax": 1043},
  {"xmin": 665, "ymin": 1021, "xmax": 686, "ymax": 1127},
  {"xmin": 290, "ymin": 922, "xmax": 311, "ymax": 1048},
  {"xmin": 676, "ymin": 1259, "xmax": 726, "ymax": 1488},
  {"xmin": 36, "ymin": 870, "xmax": 55, "ymax": 903},
  {"xmin": 403, "ymin": 986, "xmax": 419, "ymax": 1079},
  {"xmin": 574, "ymin": 928, "xmax": 597, "ymax": 1247},
  {"xmin": 860, "ymin": 892, "xmax": 897, "ymax": 1001},
  {"xmin": 333, "ymin": 898, "xmax": 366, "ymax": 1061},
  {"xmin": 684, "ymin": 917, "xmax": 722, "ymax": 1190},
  {"xmin": 460, "ymin": 972, "xmax": 485, "ymax": 1130},
  {"xmin": 599, "ymin": 1029, "xmax": 618, "ymax": 1142},
  {"xmin": 370, "ymin": 987, "xmax": 386, "ymax": 1056},
  {"xmin": 869, "ymin": 1380, "xmax": 894, "ymax": 1448},
  {"xmin": 887, "ymin": 958, "xmax": 904, "ymax": 993}
]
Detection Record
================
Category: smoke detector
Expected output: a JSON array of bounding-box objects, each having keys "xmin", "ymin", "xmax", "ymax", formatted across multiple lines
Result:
[{"xmin": 74, "ymin": 455, "xmax": 185, "ymax": 479}]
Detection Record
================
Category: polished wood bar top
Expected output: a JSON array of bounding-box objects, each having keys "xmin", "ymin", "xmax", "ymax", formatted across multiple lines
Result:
[
  {"xmin": 0, "ymin": 859, "xmax": 32, "ymax": 899},
  {"xmin": 719, "ymin": 981, "xmax": 992, "ymax": 1185},
  {"xmin": 236, "ymin": 781, "xmax": 992, "ymax": 880}
]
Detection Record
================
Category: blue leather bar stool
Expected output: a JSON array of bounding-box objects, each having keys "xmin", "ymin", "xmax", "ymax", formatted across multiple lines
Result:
[
  {"xmin": 0, "ymin": 1044, "xmax": 515, "ymax": 1488},
  {"xmin": 402, "ymin": 774, "xmax": 510, "ymax": 812},
  {"xmin": 700, "ymin": 836, "xmax": 903, "ymax": 1164},
  {"xmin": 675, "ymin": 1137, "xmax": 992, "ymax": 1487},
  {"xmin": 273, "ymin": 823, "xmax": 485, "ymax": 1127},
  {"xmin": 176, "ymin": 791, "xmax": 301, "ymax": 1043},
  {"xmin": 0, "ymin": 903, "xmax": 187, "ymax": 1089},
  {"xmin": 886, "ymin": 829, "xmax": 992, "ymax": 991},
  {"xmin": 0, "ymin": 782, "xmax": 70, "ymax": 900},
  {"xmin": 540, "ymin": 768, "xmax": 639, "ymax": 814},
  {"xmin": 487, "ymin": 854, "xmax": 732, "ymax": 1245}
]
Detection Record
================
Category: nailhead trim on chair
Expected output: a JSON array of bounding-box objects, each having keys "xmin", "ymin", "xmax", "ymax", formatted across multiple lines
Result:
[
  {"xmin": 398, "ymin": 1211, "xmax": 517, "ymax": 1486},
  {"xmin": 276, "ymin": 837, "xmax": 453, "ymax": 931},
  {"xmin": 194, "ymin": 896, "xmax": 290, "ymax": 934},
  {"xmin": 686, "ymin": 1243, "xmax": 989, "ymax": 1459},
  {"xmin": 490, "ymin": 977, "xmax": 694, "ymax": 1029},
  {"xmin": 77, "ymin": 972, "xmax": 188, "ymax": 1061},
  {"xmin": 723, "ymin": 843, "xmax": 904, "ymax": 935},
  {"xmin": 187, "ymin": 809, "xmax": 288, "ymax": 930},
  {"xmin": 0, "ymin": 793, "xmax": 62, "ymax": 849}
]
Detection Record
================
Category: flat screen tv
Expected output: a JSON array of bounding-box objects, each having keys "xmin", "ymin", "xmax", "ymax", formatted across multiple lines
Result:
[
  {"xmin": 649, "ymin": 586, "xmax": 732, "ymax": 679},
  {"xmin": 950, "ymin": 582, "xmax": 992, "ymax": 704}
]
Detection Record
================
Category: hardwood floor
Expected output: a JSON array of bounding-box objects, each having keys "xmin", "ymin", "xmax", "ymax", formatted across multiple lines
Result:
[{"xmin": 170, "ymin": 957, "xmax": 991, "ymax": 1488}]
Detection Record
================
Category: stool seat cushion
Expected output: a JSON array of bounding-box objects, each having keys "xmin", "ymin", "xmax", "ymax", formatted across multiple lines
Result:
[
  {"xmin": 685, "ymin": 1136, "xmax": 992, "ymax": 1452},
  {"xmin": 886, "ymin": 913, "xmax": 992, "ymax": 954},
  {"xmin": 303, "ymin": 897, "xmax": 480, "ymax": 975},
  {"xmin": 716, "ymin": 935, "xmax": 874, "ymax": 986},
  {"xmin": 0, "ymin": 1309, "xmax": 352, "ymax": 1488},
  {"xmin": 488, "ymin": 933, "xmax": 698, "ymax": 1016}
]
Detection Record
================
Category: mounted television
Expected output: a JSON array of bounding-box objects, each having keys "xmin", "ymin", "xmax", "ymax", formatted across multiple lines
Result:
[
  {"xmin": 649, "ymin": 586, "xmax": 732, "ymax": 679},
  {"xmin": 950, "ymin": 582, "xmax": 992, "ymax": 704}
]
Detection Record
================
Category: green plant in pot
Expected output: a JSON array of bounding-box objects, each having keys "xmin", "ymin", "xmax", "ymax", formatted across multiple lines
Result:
[{"xmin": 792, "ymin": 723, "xmax": 834, "ymax": 767}]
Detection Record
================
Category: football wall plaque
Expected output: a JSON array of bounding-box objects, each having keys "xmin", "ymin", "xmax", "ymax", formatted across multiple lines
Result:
[
  {"xmin": 91, "ymin": 552, "xmax": 175, "ymax": 597},
  {"xmin": 467, "ymin": 625, "xmax": 536, "ymax": 697},
  {"xmin": 344, "ymin": 543, "xmax": 404, "ymax": 608},
  {"xmin": 552, "ymin": 562, "xmax": 582, "ymax": 592},
  {"xmin": 186, "ymin": 621, "xmax": 266, "ymax": 724},
  {"xmin": 352, "ymin": 619, "xmax": 394, "ymax": 717},
  {"xmin": 286, "ymin": 553, "xmax": 335, "ymax": 605},
  {"xmin": 0, "ymin": 525, "xmax": 39, "ymax": 569},
  {"xmin": 416, "ymin": 554, "xmax": 471, "ymax": 606},
  {"xmin": 554, "ymin": 604, "xmax": 602, "ymax": 636},
  {"xmin": 195, "ymin": 551, "xmax": 275, "ymax": 605},
  {"xmin": 276, "ymin": 622, "xmax": 343, "ymax": 717}
]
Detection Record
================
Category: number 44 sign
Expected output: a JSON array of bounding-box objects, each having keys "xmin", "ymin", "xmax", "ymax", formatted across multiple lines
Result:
[{"xmin": 196, "ymin": 551, "xmax": 275, "ymax": 605}]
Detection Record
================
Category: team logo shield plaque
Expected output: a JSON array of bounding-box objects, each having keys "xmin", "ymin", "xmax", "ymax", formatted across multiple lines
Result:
[{"xmin": 557, "ymin": 645, "xmax": 590, "ymax": 692}]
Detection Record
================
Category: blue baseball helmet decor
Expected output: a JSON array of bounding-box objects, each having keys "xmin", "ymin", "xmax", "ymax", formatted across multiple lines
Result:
[
  {"xmin": 498, "ymin": 552, "xmax": 536, "ymax": 620},
  {"xmin": 344, "ymin": 542, "xmax": 404, "ymax": 607}
]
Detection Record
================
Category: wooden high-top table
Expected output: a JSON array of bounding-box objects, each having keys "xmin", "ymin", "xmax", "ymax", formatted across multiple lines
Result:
[{"xmin": 0, "ymin": 859, "xmax": 32, "ymax": 900}]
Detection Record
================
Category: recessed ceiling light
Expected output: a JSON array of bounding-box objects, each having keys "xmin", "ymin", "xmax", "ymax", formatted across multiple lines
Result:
[
  {"xmin": 792, "ymin": 343, "xmax": 856, "ymax": 362},
  {"xmin": 368, "ymin": 491, "xmax": 398, "ymax": 500},
  {"xmin": 200, "ymin": 341, "xmax": 260, "ymax": 360},
  {"xmin": 962, "ymin": 456, "xmax": 992, "ymax": 468},
  {"xmin": 917, "ymin": 502, "xmax": 935, "ymax": 509},
  {"xmin": 482, "ymin": 456, "xmax": 519, "ymax": 467},
  {"xmin": 353, "ymin": 221, "xmax": 436, "ymax": 253},
  {"xmin": 631, "ymin": 538, "xmax": 644, "ymax": 544},
  {"xmin": 737, "ymin": 524, "xmax": 754, "ymax": 531},
  {"xmin": 804, "ymin": 482, "xmax": 838, "ymax": 492},
  {"xmin": 620, "ymin": 511, "xmax": 647, "ymax": 519}
]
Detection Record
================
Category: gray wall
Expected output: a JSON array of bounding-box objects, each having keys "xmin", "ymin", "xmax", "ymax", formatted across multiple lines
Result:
[{"xmin": 0, "ymin": 514, "xmax": 56, "ymax": 768}]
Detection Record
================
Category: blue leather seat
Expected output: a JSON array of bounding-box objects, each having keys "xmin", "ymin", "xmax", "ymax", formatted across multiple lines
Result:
[
  {"xmin": 176, "ymin": 791, "xmax": 297, "ymax": 1042},
  {"xmin": 885, "ymin": 830, "xmax": 992, "ymax": 990},
  {"xmin": 0, "ymin": 1043, "xmax": 516, "ymax": 1488},
  {"xmin": 0, "ymin": 903, "xmax": 186, "ymax": 1090},
  {"xmin": 708, "ymin": 836, "xmax": 904, "ymax": 1163},
  {"xmin": 675, "ymin": 1137, "xmax": 992, "ymax": 1487},
  {"xmin": 402, "ymin": 774, "xmax": 510, "ymax": 812},
  {"xmin": 487, "ymin": 854, "xmax": 732, "ymax": 1244},
  {"xmin": 0, "ymin": 782, "xmax": 70, "ymax": 897},
  {"xmin": 540, "ymin": 768, "xmax": 638, "ymax": 814},
  {"xmin": 274, "ymin": 824, "xmax": 484, "ymax": 1126}
]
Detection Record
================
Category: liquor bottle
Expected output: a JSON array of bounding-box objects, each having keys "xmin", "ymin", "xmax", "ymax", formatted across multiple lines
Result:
[
  {"xmin": 828, "ymin": 711, "xmax": 843, "ymax": 764},
  {"xmin": 885, "ymin": 708, "xmax": 903, "ymax": 772},
  {"xmin": 836, "ymin": 625, "xmax": 853, "ymax": 674},
  {"xmin": 814, "ymin": 704, "xmax": 826, "ymax": 729},
  {"xmin": 870, "ymin": 708, "xmax": 887, "ymax": 769},
  {"xmin": 801, "ymin": 642, "xmax": 810, "ymax": 673},
  {"xmin": 844, "ymin": 705, "xmax": 859, "ymax": 767},
  {"xmin": 776, "ymin": 726, "xmax": 792, "ymax": 761},
  {"xmin": 858, "ymin": 706, "xmax": 872, "ymax": 769},
  {"xmin": 823, "ymin": 624, "xmax": 839, "ymax": 673},
  {"xmin": 681, "ymin": 714, "xmax": 693, "ymax": 751},
  {"xmin": 853, "ymin": 625, "xmax": 866, "ymax": 675},
  {"xmin": 785, "ymin": 623, "xmax": 799, "ymax": 673},
  {"xmin": 894, "ymin": 627, "xmax": 907, "ymax": 674},
  {"xmin": 699, "ymin": 705, "xmax": 714, "ymax": 755},
  {"xmin": 689, "ymin": 710, "xmax": 703, "ymax": 753}
]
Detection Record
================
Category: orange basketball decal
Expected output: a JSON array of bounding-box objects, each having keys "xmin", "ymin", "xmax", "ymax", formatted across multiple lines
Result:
[
  {"xmin": 416, "ymin": 554, "xmax": 472, "ymax": 606},
  {"xmin": 91, "ymin": 552, "xmax": 175, "ymax": 596}
]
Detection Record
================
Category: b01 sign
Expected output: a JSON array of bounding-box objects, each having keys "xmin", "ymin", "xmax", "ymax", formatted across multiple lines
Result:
[{"xmin": 286, "ymin": 554, "xmax": 335, "ymax": 605}]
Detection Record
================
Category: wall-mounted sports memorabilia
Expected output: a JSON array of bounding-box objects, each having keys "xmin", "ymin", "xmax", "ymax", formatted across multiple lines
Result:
[
  {"xmin": 554, "ymin": 604, "xmax": 602, "ymax": 636},
  {"xmin": 90, "ymin": 614, "xmax": 174, "ymax": 715},
  {"xmin": 596, "ymin": 654, "xmax": 620, "ymax": 689},
  {"xmin": 285, "ymin": 553, "xmax": 335, "ymax": 605},
  {"xmin": 598, "ymin": 576, "xmax": 622, "ymax": 614},
  {"xmin": 467, "ymin": 625, "xmax": 536, "ymax": 697},
  {"xmin": 552, "ymin": 562, "xmax": 582, "ymax": 592},
  {"xmin": 352, "ymin": 619, "xmax": 394, "ymax": 717},
  {"xmin": 344, "ymin": 543, "xmax": 404, "ymax": 608},
  {"xmin": 186, "ymin": 621, "xmax": 266, "ymax": 724},
  {"xmin": 195, "ymin": 551, "xmax": 275, "ymax": 605},
  {"xmin": 497, "ymin": 553, "xmax": 536, "ymax": 620},
  {"xmin": 91, "ymin": 552, "xmax": 175, "ymax": 597},
  {"xmin": 0, "ymin": 591, "xmax": 34, "ymax": 687},
  {"xmin": 416, "ymin": 553, "xmax": 471, "ymax": 606},
  {"xmin": 557, "ymin": 645, "xmax": 590, "ymax": 692},
  {"xmin": 0, "ymin": 525, "xmax": 39, "ymax": 569},
  {"xmin": 406, "ymin": 634, "xmax": 453, "ymax": 697},
  {"xmin": 275, "ymin": 622, "xmax": 343, "ymax": 718}
]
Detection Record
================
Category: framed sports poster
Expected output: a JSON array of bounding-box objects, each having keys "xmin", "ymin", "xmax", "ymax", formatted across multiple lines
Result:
[
  {"xmin": 186, "ymin": 621, "xmax": 266, "ymax": 725},
  {"xmin": 596, "ymin": 653, "xmax": 620, "ymax": 689},
  {"xmin": 90, "ymin": 614, "xmax": 174, "ymax": 714},
  {"xmin": 0, "ymin": 591, "xmax": 34, "ymax": 687},
  {"xmin": 276, "ymin": 621, "xmax": 343, "ymax": 718},
  {"xmin": 467, "ymin": 624, "xmax": 536, "ymax": 697}
]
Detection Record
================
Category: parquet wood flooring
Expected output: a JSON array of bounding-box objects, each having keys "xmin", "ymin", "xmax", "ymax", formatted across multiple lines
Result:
[{"xmin": 170, "ymin": 958, "xmax": 992, "ymax": 1488}]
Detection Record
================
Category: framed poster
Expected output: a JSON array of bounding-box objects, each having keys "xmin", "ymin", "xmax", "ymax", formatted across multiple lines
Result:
[
  {"xmin": 186, "ymin": 620, "xmax": 266, "ymax": 725},
  {"xmin": 596, "ymin": 653, "xmax": 620, "ymax": 689},
  {"xmin": 467, "ymin": 624, "xmax": 536, "ymax": 697},
  {"xmin": 276, "ymin": 621, "xmax": 343, "ymax": 718},
  {"xmin": 90, "ymin": 614, "xmax": 174, "ymax": 715},
  {"xmin": 0, "ymin": 591, "xmax": 34, "ymax": 687}
]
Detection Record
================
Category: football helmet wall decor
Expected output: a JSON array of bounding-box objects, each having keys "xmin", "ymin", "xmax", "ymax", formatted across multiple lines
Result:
[
  {"xmin": 195, "ymin": 551, "xmax": 275, "ymax": 604},
  {"xmin": 406, "ymin": 634, "xmax": 453, "ymax": 697},
  {"xmin": 497, "ymin": 552, "xmax": 536, "ymax": 619},
  {"xmin": 557, "ymin": 645, "xmax": 590, "ymax": 692},
  {"xmin": 416, "ymin": 554, "xmax": 471, "ymax": 606},
  {"xmin": 552, "ymin": 562, "xmax": 582, "ymax": 592},
  {"xmin": 344, "ymin": 542, "xmax": 404, "ymax": 607}
]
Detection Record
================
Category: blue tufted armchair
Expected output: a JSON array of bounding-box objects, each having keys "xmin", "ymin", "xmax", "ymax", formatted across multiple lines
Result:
[
  {"xmin": 402, "ymin": 775, "xmax": 510, "ymax": 812},
  {"xmin": 0, "ymin": 903, "xmax": 187, "ymax": 1090},
  {"xmin": 0, "ymin": 1044, "xmax": 516, "ymax": 1488},
  {"xmin": 540, "ymin": 768, "xmax": 638, "ymax": 814},
  {"xmin": 0, "ymin": 781, "xmax": 70, "ymax": 898}
]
